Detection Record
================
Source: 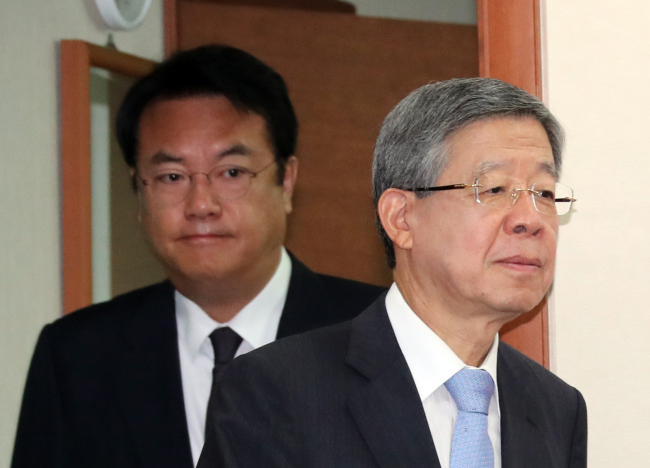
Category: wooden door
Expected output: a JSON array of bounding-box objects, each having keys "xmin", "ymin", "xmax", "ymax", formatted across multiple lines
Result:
[
  {"xmin": 175, "ymin": 1, "xmax": 478, "ymax": 287},
  {"xmin": 167, "ymin": 0, "xmax": 550, "ymax": 367}
]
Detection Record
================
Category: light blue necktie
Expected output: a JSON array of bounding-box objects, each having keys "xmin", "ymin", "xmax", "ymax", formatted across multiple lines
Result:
[{"xmin": 444, "ymin": 368, "xmax": 495, "ymax": 468}]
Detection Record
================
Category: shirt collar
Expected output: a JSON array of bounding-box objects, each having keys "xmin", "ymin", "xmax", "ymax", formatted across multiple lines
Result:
[
  {"xmin": 175, "ymin": 248, "xmax": 292, "ymax": 358},
  {"xmin": 385, "ymin": 283, "xmax": 500, "ymax": 403}
]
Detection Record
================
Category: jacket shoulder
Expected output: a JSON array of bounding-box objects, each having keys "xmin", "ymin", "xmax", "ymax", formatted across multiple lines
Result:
[
  {"xmin": 246, "ymin": 319, "xmax": 353, "ymax": 371},
  {"xmin": 317, "ymin": 273, "xmax": 386, "ymax": 297},
  {"xmin": 279, "ymin": 254, "xmax": 386, "ymax": 336},
  {"xmin": 315, "ymin": 274, "xmax": 386, "ymax": 316},
  {"xmin": 498, "ymin": 342, "xmax": 587, "ymax": 465},
  {"xmin": 46, "ymin": 281, "xmax": 173, "ymax": 343},
  {"xmin": 498, "ymin": 341, "xmax": 585, "ymax": 405},
  {"xmin": 224, "ymin": 319, "xmax": 357, "ymax": 403}
]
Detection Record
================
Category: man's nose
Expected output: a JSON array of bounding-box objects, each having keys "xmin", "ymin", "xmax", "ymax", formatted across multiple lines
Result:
[
  {"xmin": 504, "ymin": 190, "xmax": 544, "ymax": 236},
  {"xmin": 184, "ymin": 174, "xmax": 222, "ymax": 218}
]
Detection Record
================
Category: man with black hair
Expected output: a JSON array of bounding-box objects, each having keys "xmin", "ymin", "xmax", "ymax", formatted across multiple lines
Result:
[{"xmin": 12, "ymin": 45, "xmax": 383, "ymax": 468}]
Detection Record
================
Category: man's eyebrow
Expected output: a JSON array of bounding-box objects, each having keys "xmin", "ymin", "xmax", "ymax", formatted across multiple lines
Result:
[
  {"xmin": 473, "ymin": 160, "xmax": 504, "ymax": 178},
  {"xmin": 149, "ymin": 152, "xmax": 184, "ymax": 165},
  {"xmin": 147, "ymin": 144, "xmax": 252, "ymax": 165},
  {"xmin": 540, "ymin": 161, "xmax": 559, "ymax": 179},
  {"xmin": 217, "ymin": 144, "xmax": 253, "ymax": 158}
]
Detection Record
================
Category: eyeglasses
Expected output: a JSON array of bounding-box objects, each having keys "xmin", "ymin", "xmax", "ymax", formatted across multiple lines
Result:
[
  {"xmin": 404, "ymin": 177, "xmax": 576, "ymax": 216},
  {"xmin": 138, "ymin": 160, "xmax": 277, "ymax": 205}
]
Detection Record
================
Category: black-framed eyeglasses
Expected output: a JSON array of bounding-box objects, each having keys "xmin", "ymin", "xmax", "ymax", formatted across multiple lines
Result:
[
  {"xmin": 402, "ymin": 177, "xmax": 576, "ymax": 216},
  {"xmin": 138, "ymin": 160, "xmax": 277, "ymax": 205}
]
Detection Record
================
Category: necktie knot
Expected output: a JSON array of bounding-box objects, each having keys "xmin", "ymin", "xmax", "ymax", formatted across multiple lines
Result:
[
  {"xmin": 209, "ymin": 327, "xmax": 242, "ymax": 370},
  {"xmin": 444, "ymin": 368, "xmax": 494, "ymax": 415}
]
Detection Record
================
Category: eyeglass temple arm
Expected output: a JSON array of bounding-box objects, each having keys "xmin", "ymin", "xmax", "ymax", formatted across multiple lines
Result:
[
  {"xmin": 407, "ymin": 183, "xmax": 469, "ymax": 192},
  {"xmin": 406, "ymin": 185, "xmax": 576, "ymax": 202}
]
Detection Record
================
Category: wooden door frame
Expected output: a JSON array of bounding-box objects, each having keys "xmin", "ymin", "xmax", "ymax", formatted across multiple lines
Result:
[
  {"xmin": 477, "ymin": 0, "xmax": 542, "ymax": 96},
  {"xmin": 476, "ymin": 0, "xmax": 548, "ymax": 368},
  {"xmin": 60, "ymin": 40, "xmax": 156, "ymax": 313}
]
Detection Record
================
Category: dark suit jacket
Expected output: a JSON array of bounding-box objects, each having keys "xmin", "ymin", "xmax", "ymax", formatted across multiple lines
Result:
[
  {"xmin": 11, "ymin": 255, "xmax": 385, "ymax": 468},
  {"xmin": 199, "ymin": 295, "xmax": 587, "ymax": 468}
]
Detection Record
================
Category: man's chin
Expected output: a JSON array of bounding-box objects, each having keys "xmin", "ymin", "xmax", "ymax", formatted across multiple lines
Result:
[
  {"xmin": 492, "ymin": 293, "xmax": 547, "ymax": 317},
  {"xmin": 485, "ymin": 276, "xmax": 551, "ymax": 311},
  {"xmin": 177, "ymin": 265, "xmax": 239, "ymax": 283},
  {"xmin": 160, "ymin": 257, "xmax": 238, "ymax": 285}
]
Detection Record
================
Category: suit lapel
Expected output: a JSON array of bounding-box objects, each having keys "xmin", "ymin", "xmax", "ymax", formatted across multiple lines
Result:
[
  {"xmin": 345, "ymin": 300, "xmax": 441, "ymax": 468},
  {"xmin": 498, "ymin": 345, "xmax": 554, "ymax": 468},
  {"xmin": 113, "ymin": 282, "xmax": 193, "ymax": 468}
]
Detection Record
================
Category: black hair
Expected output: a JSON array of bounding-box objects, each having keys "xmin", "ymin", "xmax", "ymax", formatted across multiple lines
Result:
[{"xmin": 116, "ymin": 44, "xmax": 298, "ymax": 182}]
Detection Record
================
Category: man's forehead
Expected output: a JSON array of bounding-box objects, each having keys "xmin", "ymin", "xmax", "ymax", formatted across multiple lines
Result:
[
  {"xmin": 144, "ymin": 144, "xmax": 254, "ymax": 165},
  {"xmin": 441, "ymin": 116, "xmax": 557, "ymax": 178},
  {"xmin": 472, "ymin": 159, "xmax": 558, "ymax": 179}
]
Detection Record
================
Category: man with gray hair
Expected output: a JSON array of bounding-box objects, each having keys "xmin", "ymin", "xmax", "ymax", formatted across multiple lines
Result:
[{"xmin": 198, "ymin": 78, "xmax": 587, "ymax": 468}]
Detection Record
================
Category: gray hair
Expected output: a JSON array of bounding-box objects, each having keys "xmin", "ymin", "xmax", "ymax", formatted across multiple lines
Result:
[{"xmin": 372, "ymin": 77, "xmax": 565, "ymax": 268}]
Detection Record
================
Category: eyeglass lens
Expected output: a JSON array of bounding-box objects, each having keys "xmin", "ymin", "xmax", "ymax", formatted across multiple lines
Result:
[
  {"xmin": 143, "ymin": 165, "xmax": 260, "ymax": 204},
  {"xmin": 473, "ymin": 177, "xmax": 574, "ymax": 216}
]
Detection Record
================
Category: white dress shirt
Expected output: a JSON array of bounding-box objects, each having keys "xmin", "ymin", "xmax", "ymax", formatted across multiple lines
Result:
[
  {"xmin": 385, "ymin": 283, "xmax": 501, "ymax": 468},
  {"xmin": 176, "ymin": 248, "xmax": 292, "ymax": 466}
]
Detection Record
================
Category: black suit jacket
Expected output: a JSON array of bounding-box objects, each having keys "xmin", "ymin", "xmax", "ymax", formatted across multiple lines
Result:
[
  {"xmin": 11, "ymin": 255, "xmax": 385, "ymax": 468},
  {"xmin": 199, "ymin": 295, "xmax": 587, "ymax": 468}
]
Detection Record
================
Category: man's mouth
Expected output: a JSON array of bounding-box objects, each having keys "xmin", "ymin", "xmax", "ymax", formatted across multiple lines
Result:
[
  {"xmin": 177, "ymin": 231, "xmax": 234, "ymax": 242},
  {"xmin": 495, "ymin": 255, "xmax": 542, "ymax": 271}
]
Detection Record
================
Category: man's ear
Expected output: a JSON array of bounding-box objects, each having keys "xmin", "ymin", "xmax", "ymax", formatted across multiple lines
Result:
[
  {"xmin": 282, "ymin": 156, "xmax": 298, "ymax": 214},
  {"xmin": 377, "ymin": 188, "xmax": 414, "ymax": 251}
]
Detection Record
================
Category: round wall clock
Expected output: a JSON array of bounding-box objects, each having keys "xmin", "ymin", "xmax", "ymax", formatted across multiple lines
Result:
[{"xmin": 94, "ymin": 0, "xmax": 153, "ymax": 30}]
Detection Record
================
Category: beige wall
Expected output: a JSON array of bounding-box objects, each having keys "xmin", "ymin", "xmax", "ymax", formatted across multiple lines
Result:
[
  {"xmin": 0, "ymin": 0, "xmax": 163, "ymax": 464},
  {"xmin": 545, "ymin": 1, "xmax": 650, "ymax": 466}
]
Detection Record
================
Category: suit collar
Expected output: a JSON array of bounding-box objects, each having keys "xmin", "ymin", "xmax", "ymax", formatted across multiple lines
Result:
[
  {"xmin": 114, "ymin": 281, "xmax": 194, "ymax": 468},
  {"xmin": 276, "ymin": 253, "xmax": 336, "ymax": 338},
  {"xmin": 498, "ymin": 344, "xmax": 554, "ymax": 468},
  {"xmin": 345, "ymin": 298, "xmax": 442, "ymax": 468},
  {"xmin": 385, "ymin": 284, "xmax": 501, "ymax": 405},
  {"xmin": 345, "ymin": 299, "xmax": 557, "ymax": 468}
]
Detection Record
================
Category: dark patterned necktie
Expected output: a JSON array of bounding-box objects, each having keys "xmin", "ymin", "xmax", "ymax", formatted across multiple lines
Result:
[{"xmin": 205, "ymin": 327, "xmax": 242, "ymax": 433}]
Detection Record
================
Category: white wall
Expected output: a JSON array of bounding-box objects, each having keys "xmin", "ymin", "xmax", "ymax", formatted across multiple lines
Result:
[
  {"xmin": 545, "ymin": 1, "xmax": 650, "ymax": 466},
  {"xmin": 0, "ymin": 0, "xmax": 163, "ymax": 464}
]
